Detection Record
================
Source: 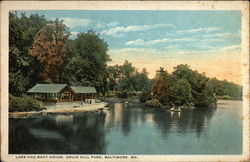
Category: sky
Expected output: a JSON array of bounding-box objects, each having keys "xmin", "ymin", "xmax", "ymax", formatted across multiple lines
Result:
[{"xmin": 16, "ymin": 10, "xmax": 242, "ymax": 84}]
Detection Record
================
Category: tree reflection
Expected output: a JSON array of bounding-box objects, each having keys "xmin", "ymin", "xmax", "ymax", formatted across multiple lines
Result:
[
  {"xmin": 152, "ymin": 107, "xmax": 217, "ymax": 138},
  {"xmin": 9, "ymin": 103, "xmax": 217, "ymax": 154},
  {"xmin": 9, "ymin": 112, "xmax": 107, "ymax": 154}
]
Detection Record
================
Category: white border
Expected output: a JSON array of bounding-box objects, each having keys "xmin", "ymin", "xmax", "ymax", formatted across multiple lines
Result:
[{"xmin": 1, "ymin": 1, "xmax": 249, "ymax": 162}]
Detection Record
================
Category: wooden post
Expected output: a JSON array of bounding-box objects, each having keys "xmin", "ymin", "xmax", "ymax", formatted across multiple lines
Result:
[{"xmin": 81, "ymin": 94, "xmax": 83, "ymax": 102}]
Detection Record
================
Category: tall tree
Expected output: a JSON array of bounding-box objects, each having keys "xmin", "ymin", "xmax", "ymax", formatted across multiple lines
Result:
[
  {"xmin": 169, "ymin": 79, "xmax": 193, "ymax": 106},
  {"xmin": 108, "ymin": 64, "xmax": 122, "ymax": 91},
  {"xmin": 9, "ymin": 12, "xmax": 49, "ymax": 96},
  {"xmin": 29, "ymin": 19, "xmax": 70, "ymax": 83},
  {"xmin": 62, "ymin": 30, "xmax": 110, "ymax": 95},
  {"xmin": 152, "ymin": 67, "xmax": 173, "ymax": 105},
  {"xmin": 133, "ymin": 68, "xmax": 151, "ymax": 92}
]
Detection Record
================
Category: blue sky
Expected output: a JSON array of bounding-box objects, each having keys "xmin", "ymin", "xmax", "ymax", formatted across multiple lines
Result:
[{"xmin": 15, "ymin": 10, "xmax": 242, "ymax": 84}]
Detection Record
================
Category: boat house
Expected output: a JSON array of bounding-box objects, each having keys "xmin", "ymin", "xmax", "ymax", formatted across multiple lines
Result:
[{"xmin": 27, "ymin": 84, "xmax": 97, "ymax": 103}]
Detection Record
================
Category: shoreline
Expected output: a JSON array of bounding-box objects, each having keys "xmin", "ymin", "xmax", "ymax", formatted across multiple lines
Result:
[
  {"xmin": 8, "ymin": 97, "xmax": 137, "ymax": 118},
  {"xmin": 9, "ymin": 98, "xmax": 242, "ymax": 118},
  {"xmin": 9, "ymin": 102, "xmax": 108, "ymax": 118}
]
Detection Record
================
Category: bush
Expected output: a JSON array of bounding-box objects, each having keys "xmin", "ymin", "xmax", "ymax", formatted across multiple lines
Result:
[
  {"xmin": 9, "ymin": 95, "xmax": 45, "ymax": 112},
  {"xmin": 116, "ymin": 91, "xmax": 129, "ymax": 98},
  {"xmin": 139, "ymin": 91, "xmax": 152, "ymax": 103},
  {"xmin": 145, "ymin": 99, "xmax": 162, "ymax": 108}
]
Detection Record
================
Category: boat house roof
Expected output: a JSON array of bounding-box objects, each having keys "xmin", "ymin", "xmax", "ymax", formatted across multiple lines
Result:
[
  {"xmin": 27, "ymin": 84, "xmax": 68, "ymax": 93},
  {"xmin": 27, "ymin": 84, "xmax": 97, "ymax": 94},
  {"xmin": 71, "ymin": 86, "xmax": 97, "ymax": 94}
]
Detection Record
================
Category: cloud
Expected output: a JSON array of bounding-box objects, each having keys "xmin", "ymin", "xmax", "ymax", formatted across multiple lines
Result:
[
  {"xmin": 107, "ymin": 21, "xmax": 120, "ymax": 27},
  {"xmin": 203, "ymin": 32, "xmax": 231, "ymax": 38},
  {"xmin": 126, "ymin": 39, "xmax": 145, "ymax": 45},
  {"xmin": 52, "ymin": 17, "xmax": 93, "ymax": 29},
  {"xmin": 95, "ymin": 21, "xmax": 120, "ymax": 29},
  {"xmin": 126, "ymin": 38, "xmax": 194, "ymax": 46},
  {"xmin": 176, "ymin": 27, "xmax": 221, "ymax": 34},
  {"xmin": 95, "ymin": 23, "xmax": 104, "ymax": 28},
  {"xmin": 101, "ymin": 23, "xmax": 174, "ymax": 37},
  {"xmin": 200, "ymin": 38, "xmax": 225, "ymax": 43},
  {"xmin": 219, "ymin": 44, "xmax": 241, "ymax": 51}
]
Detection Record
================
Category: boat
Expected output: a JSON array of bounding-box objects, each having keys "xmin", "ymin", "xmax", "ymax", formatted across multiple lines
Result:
[{"xmin": 169, "ymin": 107, "xmax": 182, "ymax": 112}]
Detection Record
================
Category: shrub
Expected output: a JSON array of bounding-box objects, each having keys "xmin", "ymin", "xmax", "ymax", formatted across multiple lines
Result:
[
  {"xmin": 116, "ymin": 91, "xmax": 129, "ymax": 98},
  {"xmin": 9, "ymin": 95, "xmax": 45, "ymax": 112},
  {"xmin": 139, "ymin": 91, "xmax": 152, "ymax": 103},
  {"xmin": 145, "ymin": 99, "xmax": 162, "ymax": 108}
]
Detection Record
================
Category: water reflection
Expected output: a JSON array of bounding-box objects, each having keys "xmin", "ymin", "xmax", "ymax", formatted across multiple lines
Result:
[
  {"xmin": 9, "ymin": 100, "xmax": 242, "ymax": 154},
  {"xmin": 103, "ymin": 103, "xmax": 217, "ymax": 139},
  {"xmin": 9, "ymin": 112, "xmax": 107, "ymax": 154}
]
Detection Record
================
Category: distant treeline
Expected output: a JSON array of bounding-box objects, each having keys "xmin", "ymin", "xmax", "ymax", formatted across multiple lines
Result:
[{"xmin": 9, "ymin": 12, "xmax": 242, "ymax": 108}]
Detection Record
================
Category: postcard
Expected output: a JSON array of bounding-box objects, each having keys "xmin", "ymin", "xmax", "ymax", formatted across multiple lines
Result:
[{"xmin": 1, "ymin": 1, "xmax": 249, "ymax": 161}]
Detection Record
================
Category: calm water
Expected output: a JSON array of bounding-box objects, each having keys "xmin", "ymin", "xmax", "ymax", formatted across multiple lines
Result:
[{"xmin": 9, "ymin": 100, "xmax": 242, "ymax": 154}]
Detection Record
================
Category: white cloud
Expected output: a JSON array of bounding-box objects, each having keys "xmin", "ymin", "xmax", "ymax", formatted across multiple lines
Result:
[
  {"xmin": 200, "ymin": 38, "xmax": 225, "ymax": 43},
  {"xmin": 219, "ymin": 44, "xmax": 241, "ymax": 51},
  {"xmin": 165, "ymin": 45, "xmax": 179, "ymax": 49},
  {"xmin": 101, "ymin": 23, "xmax": 174, "ymax": 37},
  {"xmin": 176, "ymin": 27, "xmax": 220, "ymax": 34},
  {"xmin": 203, "ymin": 33, "xmax": 231, "ymax": 38},
  {"xmin": 107, "ymin": 21, "xmax": 120, "ymax": 27},
  {"xmin": 95, "ymin": 21, "xmax": 120, "ymax": 29},
  {"xmin": 52, "ymin": 17, "xmax": 93, "ymax": 29},
  {"xmin": 126, "ymin": 38, "xmax": 194, "ymax": 46},
  {"xmin": 126, "ymin": 39, "xmax": 145, "ymax": 45},
  {"xmin": 95, "ymin": 23, "xmax": 104, "ymax": 28}
]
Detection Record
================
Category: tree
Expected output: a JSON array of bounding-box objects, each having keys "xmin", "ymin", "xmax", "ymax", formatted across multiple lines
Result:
[
  {"xmin": 116, "ymin": 60, "xmax": 136, "ymax": 93},
  {"xmin": 9, "ymin": 12, "xmax": 49, "ymax": 96},
  {"xmin": 62, "ymin": 30, "xmax": 110, "ymax": 95},
  {"xmin": 169, "ymin": 79, "xmax": 193, "ymax": 106},
  {"xmin": 152, "ymin": 67, "xmax": 173, "ymax": 105},
  {"xmin": 29, "ymin": 19, "xmax": 70, "ymax": 83},
  {"xmin": 208, "ymin": 77, "xmax": 242, "ymax": 100},
  {"xmin": 133, "ymin": 68, "xmax": 151, "ymax": 92},
  {"xmin": 172, "ymin": 64, "xmax": 216, "ymax": 107},
  {"xmin": 107, "ymin": 64, "xmax": 122, "ymax": 91}
]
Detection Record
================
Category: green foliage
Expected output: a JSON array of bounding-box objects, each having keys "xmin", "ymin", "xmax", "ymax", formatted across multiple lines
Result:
[
  {"xmin": 169, "ymin": 79, "xmax": 193, "ymax": 106},
  {"xmin": 139, "ymin": 91, "xmax": 152, "ymax": 103},
  {"xmin": 109, "ymin": 60, "xmax": 152, "ymax": 97},
  {"xmin": 116, "ymin": 91, "xmax": 129, "ymax": 98},
  {"xmin": 151, "ymin": 65, "xmax": 217, "ymax": 108},
  {"xmin": 108, "ymin": 64, "xmax": 122, "ymax": 91},
  {"xmin": 145, "ymin": 99, "xmax": 162, "ymax": 108},
  {"xmin": 9, "ymin": 95, "xmax": 45, "ymax": 112},
  {"xmin": 208, "ymin": 78, "xmax": 242, "ymax": 100},
  {"xmin": 172, "ymin": 64, "xmax": 216, "ymax": 107},
  {"xmin": 62, "ymin": 30, "xmax": 110, "ymax": 95},
  {"xmin": 9, "ymin": 12, "xmax": 49, "ymax": 96}
]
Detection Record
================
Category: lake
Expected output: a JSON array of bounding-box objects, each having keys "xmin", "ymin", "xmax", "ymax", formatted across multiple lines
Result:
[{"xmin": 9, "ymin": 100, "xmax": 242, "ymax": 154}]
